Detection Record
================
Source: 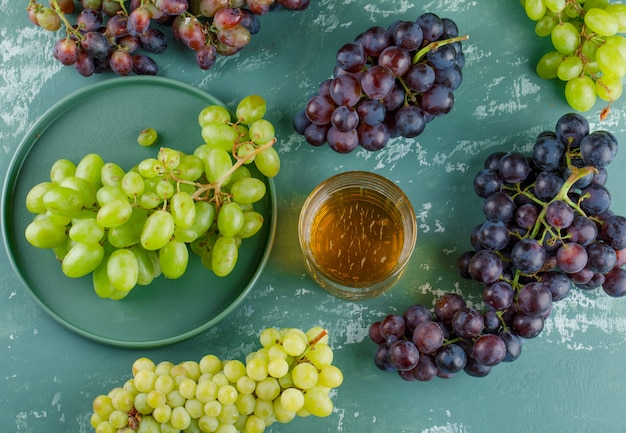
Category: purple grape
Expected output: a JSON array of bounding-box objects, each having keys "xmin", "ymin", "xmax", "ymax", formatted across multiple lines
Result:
[
  {"xmin": 534, "ymin": 171, "xmax": 564, "ymax": 201},
  {"xmin": 327, "ymin": 127, "xmax": 359, "ymax": 153},
  {"xmin": 586, "ymin": 242, "xmax": 617, "ymax": 274},
  {"xmin": 329, "ymin": 74, "xmax": 362, "ymax": 106},
  {"xmin": 533, "ymin": 134, "xmax": 565, "ymax": 171},
  {"xmin": 471, "ymin": 334, "xmax": 507, "ymax": 366},
  {"xmin": 566, "ymin": 215, "xmax": 598, "ymax": 246},
  {"xmin": 468, "ymin": 249, "xmax": 503, "ymax": 284},
  {"xmin": 140, "ymin": 27, "xmax": 168, "ymax": 54},
  {"xmin": 357, "ymin": 123, "xmax": 390, "ymax": 151},
  {"xmin": 361, "ymin": 65, "xmax": 395, "ymax": 100},
  {"xmin": 379, "ymin": 314, "xmax": 405, "ymax": 339},
  {"xmin": 512, "ymin": 313, "xmax": 544, "ymax": 338},
  {"xmin": 404, "ymin": 63, "xmax": 436, "ymax": 93},
  {"xmin": 451, "ymin": 307, "xmax": 484, "ymax": 339},
  {"xmin": 546, "ymin": 200, "xmax": 575, "ymax": 229},
  {"xmin": 411, "ymin": 354, "xmax": 438, "ymax": 381},
  {"xmin": 517, "ymin": 282, "xmax": 552, "ymax": 317},
  {"xmin": 498, "ymin": 152, "xmax": 530, "ymax": 184},
  {"xmin": 304, "ymin": 123, "xmax": 329, "ymax": 146},
  {"xmin": 392, "ymin": 20, "xmax": 423, "ymax": 50},
  {"xmin": 402, "ymin": 304, "xmax": 432, "ymax": 332},
  {"xmin": 434, "ymin": 293, "xmax": 466, "ymax": 324},
  {"xmin": 426, "ymin": 44, "xmax": 457, "ymax": 69},
  {"xmin": 515, "ymin": 203, "xmax": 540, "ymax": 229},
  {"xmin": 305, "ymin": 95, "xmax": 335, "ymax": 125},
  {"xmin": 499, "ymin": 331, "xmax": 523, "ymax": 362},
  {"xmin": 416, "ymin": 12, "xmax": 444, "ymax": 42},
  {"xmin": 483, "ymin": 191, "xmax": 515, "ymax": 223},
  {"xmin": 580, "ymin": 183, "xmax": 611, "ymax": 215},
  {"xmin": 330, "ymin": 105, "xmax": 359, "ymax": 132},
  {"xmin": 368, "ymin": 321, "xmax": 385, "ymax": 344},
  {"xmin": 539, "ymin": 271, "xmax": 571, "ymax": 301},
  {"xmin": 420, "ymin": 84, "xmax": 454, "ymax": 115},
  {"xmin": 355, "ymin": 99, "xmax": 386, "ymax": 126},
  {"xmin": 580, "ymin": 131, "xmax": 617, "ymax": 169},
  {"xmin": 435, "ymin": 343, "xmax": 467, "ymax": 374},
  {"xmin": 555, "ymin": 112, "xmax": 589, "ymax": 149},
  {"xmin": 374, "ymin": 344, "xmax": 394, "ymax": 371},
  {"xmin": 602, "ymin": 267, "xmax": 626, "ymax": 297},
  {"xmin": 511, "ymin": 238, "xmax": 546, "ymax": 274},
  {"xmin": 483, "ymin": 280, "xmax": 514, "ymax": 310},
  {"xmin": 358, "ymin": 25, "xmax": 391, "ymax": 57},
  {"xmin": 473, "ymin": 169, "xmax": 503, "ymax": 198},
  {"xmin": 556, "ymin": 242, "xmax": 588, "ymax": 274},
  {"xmin": 388, "ymin": 340, "xmax": 420, "ymax": 371},
  {"xmin": 478, "ymin": 220, "xmax": 510, "ymax": 250},
  {"xmin": 378, "ymin": 46, "xmax": 412, "ymax": 77},
  {"xmin": 412, "ymin": 321, "xmax": 444, "ymax": 354},
  {"xmin": 336, "ymin": 42, "xmax": 366, "ymax": 73},
  {"xmin": 434, "ymin": 64, "xmax": 463, "ymax": 91},
  {"xmin": 395, "ymin": 105, "xmax": 426, "ymax": 138},
  {"xmin": 600, "ymin": 215, "xmax": 626, "ymax": 250}
]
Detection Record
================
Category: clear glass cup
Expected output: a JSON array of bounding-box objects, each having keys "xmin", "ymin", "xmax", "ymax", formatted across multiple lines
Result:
[{"xmin": 298, "ymin": 171, "xmax": 417, "ymax": 300}]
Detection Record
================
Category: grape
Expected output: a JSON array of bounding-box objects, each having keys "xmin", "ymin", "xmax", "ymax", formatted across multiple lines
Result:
[
  {"xmin": 368, "ymin": 112, "xmax": 626, "ymax": 382},
  {"xmin": 23, "ymin": 96, "xmax": 280, "ymax": 299},
  {"xmin": 521, "ymin": 2, "xmax": 626, "ymax": 115},
  {"xmin": 295, "ymin": 15, "xmax": 467, "ymax": 151}
]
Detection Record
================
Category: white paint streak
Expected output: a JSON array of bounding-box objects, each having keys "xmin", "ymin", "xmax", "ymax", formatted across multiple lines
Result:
[{"xmin": 422, "ymin": 423, "xmax": 467, "ymax": 433}]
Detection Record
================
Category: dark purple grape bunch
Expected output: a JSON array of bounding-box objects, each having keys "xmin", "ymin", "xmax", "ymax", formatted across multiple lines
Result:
[
  {"xmin": 368, "ymin": 112, "xmax": 626, "ymax": 381},
  {"xmin": 293, "ymin": 13, "xmax": 467, "ymax": 153},
  {"xmin": 26, "ymin": 0, "xmax": 310, "ymax": 77}
]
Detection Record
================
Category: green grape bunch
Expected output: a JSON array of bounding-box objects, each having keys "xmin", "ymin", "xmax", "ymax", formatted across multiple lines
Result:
[
  {"xmin": 89, "ymin": 326, "xmax": 343, "ymax": 433},
  {"xmin": 522, "ymin": 0, "xmax": 626, "ymax": 117},
  {"xmin": 23, "ymin": 95, "xmax": 280, "ymax": 301}
]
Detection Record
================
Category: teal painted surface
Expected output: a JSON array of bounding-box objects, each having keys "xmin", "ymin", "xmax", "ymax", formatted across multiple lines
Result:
[{"xmin": 1, "ymin": 1, "xmax": 625, "ymax": 433}]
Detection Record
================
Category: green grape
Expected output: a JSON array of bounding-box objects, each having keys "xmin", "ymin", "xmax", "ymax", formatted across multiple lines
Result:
[
  {"xmin": 24, "ymin": 218, "xmax": 67, "ymax": 248},
  {"xmin": 43, "ymin": 185, "xmax": 84, "ymax": 216},
  {"xmin": 584, "ymin": 7, "xmax": 619, "ymax": 36},
  {"xmin": 557, "ymin": 55, "xmax": 584, "ymax": 81},
  {"xmin": 583, "ymin": 0, "xmax": 610, "ymax": 11},
  {"xmin": 176, "ymin": 155, "xmax": 205, "ymax": 182},
  {"xmin": 108, "ymin": 208, "xmax": 148, "ymax": 248},
  {"xmin": 565, "ymin": 75, "xmax": 597, "ymax": 112},
  {"xmin": 282, "ymin": 330, "xmax": 307, "ymax": 357},
  {"xmin": 92, "ymin": 258, "xmax": 116, "ymax": 299},
  {"xmin": 217, "ymin": 384, "xmax": 239, "ymax": 405},
  {"xmin": 606, "ymin": 4, "xmax": 626, "ymax": 32},
  {"xmin": 121, "ymin": 171, "xmax": 145, "ymax": 198},
  {"xmin": 170, "ymin": 406, "xmax": 192, "ymax": 430},
  {"xmin": 137, "ymin": 127, "xmax": 158, "ymax": 147},
  {"xmin": 238, "ymin": 211, "xmax": 264, "ymax": 239},
  {"xmin": 536, "ymin": 50, "xmax": 563, "ymax": 79},
  {"xmin": 545, "ymin": 0, "xmax": 565, "ymax": 12},
  {"xmin": 201, "ymin": 122, "xmax": 239, "ymax": 151},
  {"xmin": 100, "ymin": 162, "xmax": 126, "ymax": 188},
  {"xmin": 152, "ymin": 404, "xmax": 171, "ymax": 423},
  {"xmin": 97, "ymin": 199, "xmax": 133, "ymax": 228},
  {"xmin": 159, "ymin": 240, "xmax": 189, "ymax": 279},
  {"xmin": 131, "ymin": 245, "xmax": 158, "ymax": 286},
  {"xmin": 45, "ymin": 209, "xmax": 72, "ymax": 226},
  {"xmin": 133, "ymin": 393, "xmax": 152, "ymax": 415},
  {"xmin": 107, "ymin": 248, "xmax": 139, "ymax": 293},
  {"xmin": 217, "ymin": 202, "xmax": 244, "ymax": 237},
  {"xmin": 50, "ymin": 158, "xmax": 76, "ymax": 184},
  {"xmin": 525, "ymin": 0, "xmax": 547, "ymax": 21},
  {"xmin": 235, "ymin": 393, "xmax": 256, "ymax": 416},
  {"xmin": 141, "ymin": 210, "xmax": 175, "ymax": 251},
  {"xmin": 253, "ymin": 146, "xmax": 280, "ymax": 178},
  {"xmin": 96, "ymin": 185, "xmax": 127, "ymax": 206},
  {"xmin": 317, "ymin": 365, "xmax": 344, "ymax": 388},
  {"xmin": 302, "ymin": 386, "xmax": 333, "ymax": 417},
  {"xmin": 198, "ymin": 416, "xmax": 220, "ymax": 433},
  {"xmin": 26, "ymin": 182, "xmax": 54, "ymax": 214},
  {"xmin": 211, "ymin": 236, "xmax": 239, "ymax": 277},
  {"xmin": 60, "ymin": 176, "xmax": 98, "ymax": 210},
  {"xmin": 138, "ymin": 192, "xmax": 161, "ymax": 210},
  {"xmin": 69, "ymin": 217, "xmax": 105, "ymax": 243},
  {"xmin": 273, "ymin": 399, "xmax": 296, "ymax": 424},
  {"xmin": 137, "ymin": 158, "xmax": 163, "ymax": 178},
  {"xmin": 245, "ymin": 415, "xmax": 266, "ymax": 433},
  {"xmin": 236, "ymin": 95, "xmax": 267, "ymax": 125},
  {"xmin": 291, "ymin": 363, "xmax": 318, "ymax": 390},
  {"xmin": 189, "ymin": 201, "xmax": 215, "ymax": 236},
  {"xmin": 596, "ymin": 43, "xmax": 626, "ymax": 78},
  {"xmin": 248, "ymin": 119, "xmax": 275, "ymax": 145},
  {"xmin": 551, "ymin": 22, "xmax": 580, "ymax": 55},
  {"xmin": 605, "ymin": 35, "xmax": 626, "ymax": 61},
  {"xmin": 236, "ymin": 142, "xmax": 257, "ymax": 164},
  {"xmin": 184, "ymin": 398, "xmax": 204, "ymax": 419},
  {"xmin": 217, "ymin": 403, "xmax": 240, "ymax": 425},
  {"xmin": 267, "ymin": 358, "xmax": 289, "ymax": 378},
  {"xmin": 158, "ymin": 147, "xmax": 181, "ymax": 170},
  {"xmin": 155, "ymin": 179, "xmax": 175, "ymax": 200},
  {"xmin": 581, "ymin": 39, "xmax": 600, "ymax": 61},
  {"xmin": 596, "ymin": 74, "xmax": 623, "ymax": 101},
  {"xmin": 75, "ymin": 153, "xmax": 105, "ymax": 188},
  {"xmin": 170, "ymin": 191, "xmax": 196, "ymax": 230},
  {"xmin": 535, "ymin": 14, "xmax": 558, "ymax": 37},
  {"xmin": 202, "ymin": 148, "xmax": 233, "ymax": 184},
  {"xmin": 198, "ymin": 105, "xmax": 232, "ymax": 127},
  {"xmin": 230, "ymin": 177, "xmax": 266, "ymax": 205},
  {"xmin": 280, "ymin": 388, "xmax": 305, "ymax": 413}
]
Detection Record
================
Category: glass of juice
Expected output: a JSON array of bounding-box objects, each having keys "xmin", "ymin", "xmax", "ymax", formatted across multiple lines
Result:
[{"xmin": 298, "ymin": 171, "xmax": 417, "ymax": 300}]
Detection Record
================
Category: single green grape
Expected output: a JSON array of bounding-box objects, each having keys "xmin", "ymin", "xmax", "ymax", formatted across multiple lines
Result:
[
  {"xmin": 525, "ymin": 0, "xmax": 547, "ymax": 21},
  {"xmin": 557, "ymin": 55, "xmax": 584, "ymax": 81},
  {"xmin": 201, "ymin": 122, "xmax": 240, "ymax": 151},
  {"xmin": 238, "ymin": 211, "xmax": 264, "ymax": 239},
  {"xmin": 137, "ymin": 127, "xmax": 158, "ymax": 147},
  {"xmin": 217, "ymin": 202, "xmax": 244, "ymax": 237},
  {"xmin": 176, "ymin": 155, "xmax": 205, "ymax": 182},
  {"xmin": 596, "ymin": 74, "xmax": 623, "ymax": 101},
  {"xmin": 137, "ymin": 158, "xmax": 163, "ymax": 178},
  {"xmin": 596, "ymin": 42, "xmax": 626, "ymax": 78},
  {"xmin": 141, "ymin": 210, "xmax": 175, "ymax": 251},
  {"xmin": 60, "ymin": 176, "xmax": 98, "ymax": 210},
  {"xmin": 198, "ymin": 104, "xmax": 232, "ymax": 127},
  {"xmin": 131, "ymin": 245, "xmax": 158, "ymax": 286},
  {"xmin": 68, "ymin": 217, "xmax": 105, "ymax": 243},
  {"xmin": 584, "ymin": 7, "xmax": 619, "ymax": 36},
  {"xmin": 25, "ymin": 182, "xmax": 54, "ymax": 214},
  {"xmin": 236, "ymin": 95, "xmax": 267, "ymax": 125},
  {"xmin": 535, "ymin": 14, "xmax": 557, "ymax": 37},
  {"xmin": 545, "ymin": 0, "xmax": 565, "ymax": 13},
  {"xmin": 159, "ymin": 240, "xmax": 189, "ymax": 279},
  {"xmin": 236, "ymin": 142, "xmax": 257, "ymax": 164},
  {"xmin": 170, "ymin": 191, "xmax": 196, "ymax": 230},
  {"xmin": 253, "ymin": 146, "xmax": 280, "ymax": 178},
  {"xmin": 248, "ymin": 119, "xmax": 275, "ymax": 145},
  {"xmin": 230, "ymin": 177, "xmax": 266, "ymax": 205},
  {"xmin": 49, "ymin": 158, "xmax": 76, "ymax": 184},
  {"xmin": 202, "ymin": 147, "xmax": 233, "ymax": 184},
  {"xmin": 75, "ymin": 153, "xmax": 105, "ymax": 188},
  {"xmin": 107, "ymin": 248, "xmax": 139, "ymax": 293},
  {"xmin": 100, "ymin": 162, "xmax": 126, "ymax": 188},
  {"xmin": 211, "ymin": 236, "xmax": 238, "ymax": 277},
  {"xmin": 565, "ymin": 75, "xmax": 597, "ymax": 112},
  {"xmin": 158, "ymin": 147, "xmax": 181, "ymax": 170},
  {"xmin": 121, "ymin": 171, "xmax": 145, "ymax": 198},
  {"xmin": 551, "ymin": 22, "xmax": 580, "ymax": 55},
  {"xmin": 97, "ymin": 198, "xmax": 133, "ymax": 228},
  {"xmin": 62, "ymin": 242, "xmax": 104, "ymax": 278}
]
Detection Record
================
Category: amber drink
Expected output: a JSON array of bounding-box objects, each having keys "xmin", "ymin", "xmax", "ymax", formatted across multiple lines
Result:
[{"xmin": 299, "ymin": 171, "xmax": 417, "ymax": 300}]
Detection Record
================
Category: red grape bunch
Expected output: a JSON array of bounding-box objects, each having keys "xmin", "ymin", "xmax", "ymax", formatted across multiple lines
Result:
[
  {"xmin": 293, "ymin": 13, "xmax": 468, "ymax": 153},
  {"xmin": 369, "ymin": 112, "xmax": 626, "ymax": 381},
  {"xmin": 26, "ymin": 0, "xmax": 310, "ymax": 77}
]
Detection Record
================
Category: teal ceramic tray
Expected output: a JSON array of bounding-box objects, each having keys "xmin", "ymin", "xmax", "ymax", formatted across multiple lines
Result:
[{"xmin": 1, "ymin": 76, "xmax": 276, "ymax": 349}]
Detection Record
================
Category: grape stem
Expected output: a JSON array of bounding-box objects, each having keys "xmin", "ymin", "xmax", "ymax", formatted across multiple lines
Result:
[{"xmin": 411, "ymin": 35, "xmax": 469, "ymax": 64}]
